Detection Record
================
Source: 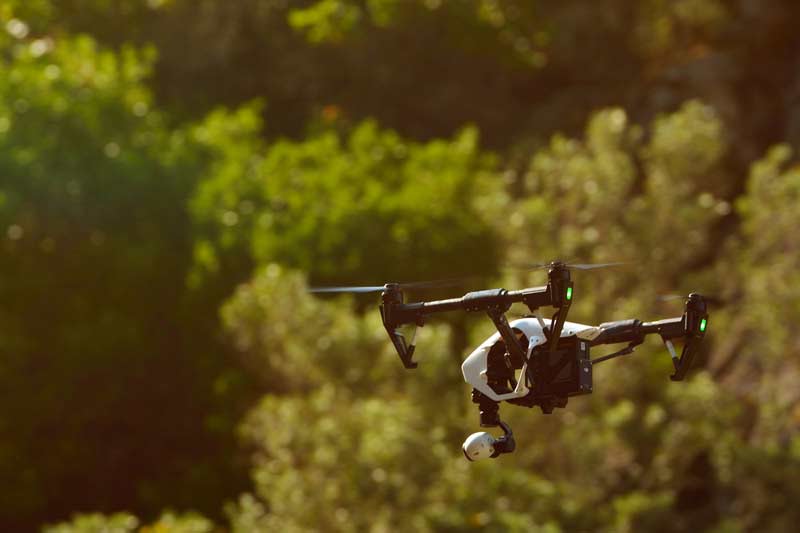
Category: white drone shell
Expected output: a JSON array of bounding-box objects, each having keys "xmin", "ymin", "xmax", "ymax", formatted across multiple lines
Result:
[{"xmin": 461, "ymin": 317, "xmax": 597, "ymax": 402}]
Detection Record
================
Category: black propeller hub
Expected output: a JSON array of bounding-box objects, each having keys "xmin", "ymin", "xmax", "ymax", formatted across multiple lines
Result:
[
  {"xmin": 687, "ymin": 293, "xmax": 707, "ymax": 311},
  {"xmin": 381, "ymin": 284, "xmax": 403, "ymax": 305},
  {"xmin": 547, "ymin": 262, "xmax": 571, "ymax": 279}
]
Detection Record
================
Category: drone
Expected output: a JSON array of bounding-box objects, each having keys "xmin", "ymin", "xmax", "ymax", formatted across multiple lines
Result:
[{"xmin": 311, "ymin": 261, "xmax": 709, "ymax": 461}]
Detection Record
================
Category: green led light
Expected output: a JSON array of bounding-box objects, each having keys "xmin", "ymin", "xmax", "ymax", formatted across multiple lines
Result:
[
  {"xmin": 699, "ymin": 318, "xmax": 707, "ymax": 332},
  {"xmin": 566, "ymin": 286, "xmax": 573, "ymax": 301}
]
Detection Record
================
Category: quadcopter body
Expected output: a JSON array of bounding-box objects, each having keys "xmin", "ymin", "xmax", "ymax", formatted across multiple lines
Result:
[
  {"xmin": 463, "ymin": 316, "xmax": 593, "ymax": 407},
  {"xmin": 312, "ymin": 262, "xmax": 710, "ymax": 460}
]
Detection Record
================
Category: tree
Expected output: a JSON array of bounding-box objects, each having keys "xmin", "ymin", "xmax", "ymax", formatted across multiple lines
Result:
[
  {"xmin": 190, "ymin": 120, "xmax": 502, "ymax": 289},
  {"xmin": 43, "ymin": 511, "xmax": 214, "ymax": 533},
  {"xmin": 0, "ymin": 27, "xmax": 253, "ymax": 530},
  {"xmin": 4, "ymin": 1, "xmax": 800, "ymax": 531},
  {"xmin": 219, "ymin": 105, "xmax": 800, "ymax": 532}
]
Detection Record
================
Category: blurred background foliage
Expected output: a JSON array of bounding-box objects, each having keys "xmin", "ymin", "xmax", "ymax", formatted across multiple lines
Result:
[{"xmin": 0, "ymin": 0, "xmax": 799, "ymax": 531}]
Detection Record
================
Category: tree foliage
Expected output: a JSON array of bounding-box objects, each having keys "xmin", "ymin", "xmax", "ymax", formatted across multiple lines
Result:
[
  {"xmin": 44, "ymin": 511, "xmax": 213, "ymax": 533},
  {"xmin": 0, "ymin": 17, "xmax": 250, "ymax": 529},
  {"xmin": 1, "ymin": 1, "xmax": 799, "ymax": 532},
  {"xmin": 191, "ymin": 120, "xmax": 500, "ymax": 287},
  {"xmin": 211, "ymin": 106, "xmax": 800, "ymax": 532}
]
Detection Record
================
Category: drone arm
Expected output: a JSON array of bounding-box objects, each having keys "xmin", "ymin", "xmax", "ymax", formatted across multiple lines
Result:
[
  {"xmin": 381, "ymin": 272, "xmax": 574, "ymax": 369},
  {"xmin": 419, "ymin": 286, "xmax": 552, "ymax": 315},
  {"xmin": 640, "ymin": 317, "xmax": 685, "ymax": 339},
  {"xmin": 589, "ymin": 319, "xmax": 644, "ymax": 345},
  {"xmin": 386, "ymin": 283, "xmax": 568, "ymax": 325},
  {"xmin": 589, "ymin": 295, "xmax": 708, "ymax": 380}
]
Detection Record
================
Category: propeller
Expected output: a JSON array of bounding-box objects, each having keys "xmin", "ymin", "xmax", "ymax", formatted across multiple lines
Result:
[
  {"xmin": 309, "ymin": 276, "xmax": 475, "ymax": 294},
  {"xmin": 309, "ymin": 285, "xmax": 387, "ymax": 294},
  {"xmin": 658, "ymin": 293, "xmax": 725, "ymax": 305},
  {"xmin": 565, "ymin": 262, "xmax": 627, "ymax": 271},
  {"xmin": 658, "ymin": 294, "xmax": 688, "ymax": 302},
  {"xmin": 518, "ymin": 260, "xmax": 627, "ymax": 271}
]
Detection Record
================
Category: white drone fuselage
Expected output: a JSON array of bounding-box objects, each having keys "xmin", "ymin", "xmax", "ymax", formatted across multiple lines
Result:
[{"xmin": 461, "ymin": 317, "xmax": 597, "ymax": 402}]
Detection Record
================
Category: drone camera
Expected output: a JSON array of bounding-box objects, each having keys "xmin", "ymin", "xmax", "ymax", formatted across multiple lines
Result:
[
  {"xmin": 462, "ymin": 431, "xmax": 496, "ymax": 461},
  {"xmin": 462, "ymin": 421, "xmax": 515, "ymax": 461}
]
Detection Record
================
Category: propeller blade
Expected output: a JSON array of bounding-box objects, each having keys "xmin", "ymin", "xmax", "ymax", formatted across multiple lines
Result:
[
  {"xmin": 309, "ymin": 276, "xmax": 478, "ymax": 294},
  {"xmin": 309, "ymin": 286, "xmax": 386, "ymax": 293},
  {"xmin": 517, "ymin": 260, "xmax": 625, "ymax": 271},
  {"xmin": 524, "ymin": 263, "xmax": 552, "ymax": 270},
  {"xmin": 658, "ymin": 294, "xmax": 725, "ymax": 305},
  {"xmin": 399, "ymin": 277, "xmax": 477, "ymax": 290},
  {"xmin": 569, "ymin": 262, "xmax": 627, "ymax": 270},
  {"xmin": 515, "ymin": 260, "xmax": 567, "ymax": 271}
]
